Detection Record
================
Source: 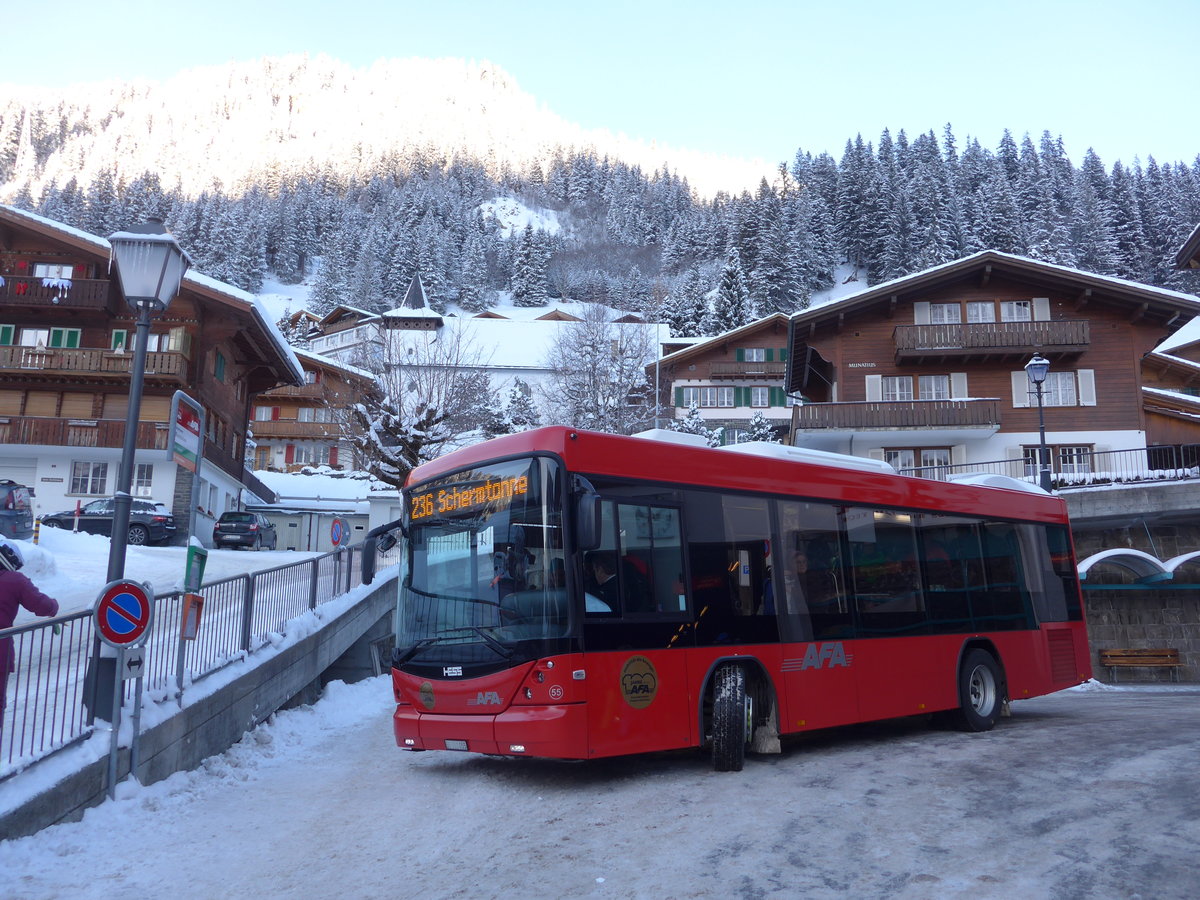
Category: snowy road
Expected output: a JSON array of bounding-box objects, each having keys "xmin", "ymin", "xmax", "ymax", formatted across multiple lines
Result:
[{"xmin": 2, "ymin": 682, "xmax": 1198, "ymax": 899}]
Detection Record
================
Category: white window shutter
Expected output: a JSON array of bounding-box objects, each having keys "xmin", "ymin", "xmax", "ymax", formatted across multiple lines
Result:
[
  {"xmin": 1011, "ymin": 371, "xmax": 1031, "ymax": 408},
  {"xmin": 1033, "ymin": 298, "xmax": 1051, "ymax": 321},
  {"xmin": 951, "ymin": 444, "xmax": 967, "ymax": 465},
  {"xmin": 865, "ymin": 374, "xmax": 882, "ymax": 402},
  {"xmin": 1004, "ymin": 447, "xmax": 1026, "ymax": 479},
  {"xmin": 1077, "ymin": 369, "xmax": 1096, "ymax": 406},
  {"xmin": 950, "ymin": 373, "xmax": 968, "ymax": 398},
  {"xmin": 913, "ymin": 302, "xmax": 930, "ymax": 325},
  {"xmin": 867, "ymin": 448, "xmax": 887, "ymax": 462}
]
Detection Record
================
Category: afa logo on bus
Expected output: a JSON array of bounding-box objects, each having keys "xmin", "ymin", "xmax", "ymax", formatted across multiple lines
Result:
[{"xmin": 620, "ymin": 655, "xmax": 658, "ymax": 708}]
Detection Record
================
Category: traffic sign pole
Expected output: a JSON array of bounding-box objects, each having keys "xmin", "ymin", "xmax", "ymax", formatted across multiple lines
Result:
[{"xmin": 93, "ymin": 579, "xmax": 153, "ymax": 798}]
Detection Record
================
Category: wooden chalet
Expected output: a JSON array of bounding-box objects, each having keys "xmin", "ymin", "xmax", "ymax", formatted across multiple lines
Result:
[
  {"xmin": 784, "ymin": 250, "xmax": 1200, "ymax": 475},
  {"xmin": 0, "ymin": 204, "xmax": 304, "ymax": 539}
]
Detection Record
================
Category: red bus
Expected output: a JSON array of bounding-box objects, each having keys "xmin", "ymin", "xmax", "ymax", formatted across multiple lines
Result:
[{"xmin": 365, "ymin": 426, "xmax": 1090, "ymax": 771}]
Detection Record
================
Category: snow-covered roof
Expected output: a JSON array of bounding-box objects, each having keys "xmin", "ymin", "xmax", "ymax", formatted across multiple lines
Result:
[
  {"xmin": 291, "ymin": 346, "xmax": 376, "ymax": 382},
  {"xmin": 656, "ymin": 313, "xmax": 790, "ymax": 367},
  {"xmin": 791, "ymin": 250, "xmax": 1200, "ymax": 324},
  {"xmin": 1142, "ymin": 385, "xmax": 1200, "ymax": 417}
]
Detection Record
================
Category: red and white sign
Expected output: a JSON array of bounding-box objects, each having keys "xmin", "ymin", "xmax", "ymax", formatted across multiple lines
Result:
[{"xmin": 94, "ymin": 580, "xmax": 153, "ymax": 648}]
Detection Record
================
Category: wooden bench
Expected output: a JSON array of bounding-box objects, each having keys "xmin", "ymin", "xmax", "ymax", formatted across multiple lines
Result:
[{"xmin": 1098, "ymin": 648, "xmax": 1183, "ymax": 683}]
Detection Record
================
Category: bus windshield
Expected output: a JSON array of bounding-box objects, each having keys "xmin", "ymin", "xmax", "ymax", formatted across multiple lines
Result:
[{"xmin": 398, "ymin": 456, "xmax": 570, "ymax": 665}]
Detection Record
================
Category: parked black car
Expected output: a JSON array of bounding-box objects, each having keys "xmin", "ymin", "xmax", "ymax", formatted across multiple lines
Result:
[
  {"xmin": 212, "ymin": 511, "xmax": 278, "ymax": 550},
  {"xmin": 41, "ymin": 498, "xmax": 176, "ymax": 545},
  {"xmin": 0, "ymin": 480, "xmax": 35, "ymax": 540}
]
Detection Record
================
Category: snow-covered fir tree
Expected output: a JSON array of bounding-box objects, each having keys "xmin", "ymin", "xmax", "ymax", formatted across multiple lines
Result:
[{"xmin": 669, "ymin": 402, "xmax": 723, "ymax": 447}]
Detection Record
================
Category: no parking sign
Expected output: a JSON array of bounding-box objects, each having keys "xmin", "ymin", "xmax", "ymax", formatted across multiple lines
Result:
[
  {"xmin": 330, "ymin": 517, "xmax": 346, "ymax": 547},
  {"xmin": 94, "ymin": 580, "xmax": 154, "ymax": 648}
]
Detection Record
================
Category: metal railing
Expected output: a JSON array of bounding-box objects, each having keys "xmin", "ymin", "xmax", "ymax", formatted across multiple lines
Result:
[
  {"xmin": 898, "ymin": 445, "xmax": 1200, "ymax": 488},
  {"xmin": 0, "ymin": 541, "xmax": 395, "ymax": 779}
]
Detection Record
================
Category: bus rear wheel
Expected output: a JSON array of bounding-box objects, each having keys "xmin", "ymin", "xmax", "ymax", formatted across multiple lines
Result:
[
  {"xmin": 712, "ymin": 664, "xmax": 750, "ymax": 772},
  {"xmin": 953, "ymin": 648, "xmax": 1002, "ymax": 732}
]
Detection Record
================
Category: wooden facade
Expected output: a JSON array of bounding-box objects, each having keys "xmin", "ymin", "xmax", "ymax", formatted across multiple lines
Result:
[
  {"xmin": 252, "ymin": 350, "xmax": 377, "ymax": 472},
  {"xmin": 784, "ymin": 251, "xmax": 1200, "ymax": 468},
  {"xmin": 653, "ymin": 314, "xmax": 793, "ymax": 441},
  {"xmin": 0, "ymin": 204, "xmax": 303, "ymax": 535}
]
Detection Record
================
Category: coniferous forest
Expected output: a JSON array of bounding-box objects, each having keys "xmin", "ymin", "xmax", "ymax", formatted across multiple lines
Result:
[{"xmin": 2, "ymin": 57, "xmax": 1198, "ymax": 336}]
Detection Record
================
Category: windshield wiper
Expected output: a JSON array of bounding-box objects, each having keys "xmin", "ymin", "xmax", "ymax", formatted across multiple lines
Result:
[
  {"xmin": 394, "ymin": 625, "xmax": 515, "ymax": 667},
  {"xmin": 460, "ymin": 625, "xmax": 515, "ymax": 659}
]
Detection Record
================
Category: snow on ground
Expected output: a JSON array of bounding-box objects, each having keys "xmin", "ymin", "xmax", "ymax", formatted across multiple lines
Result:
[{"xmin": 7, "ymin": 527, "xmax": 323, "ymax": 619}]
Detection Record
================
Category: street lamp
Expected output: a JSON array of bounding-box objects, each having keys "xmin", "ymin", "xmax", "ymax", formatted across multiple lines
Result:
[
  {"xmin": 1024, "ymin": 353, "xmax": 1053, "ymax": 492},
  {"xmin": 105, "ymin": 219, "xmax": 191, "ymax": 581}
]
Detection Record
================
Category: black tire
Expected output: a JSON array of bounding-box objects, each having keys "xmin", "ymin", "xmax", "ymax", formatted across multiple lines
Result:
[
  {"xmin": 953, "ymin": 648, "xmax": 1003, "ymax": 732},
  {"xmin": 712, "ymin": 664, "xmax": 749, "ymax": 772},
  {"xmin": 127, "ymin": 524, "xmax": 149, "ymax": 545}
]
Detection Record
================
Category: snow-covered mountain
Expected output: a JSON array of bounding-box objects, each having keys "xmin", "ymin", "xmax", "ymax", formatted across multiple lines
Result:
[{"xmin": 0, "ymin": 55, "xmax": 772, "ymax": 199}]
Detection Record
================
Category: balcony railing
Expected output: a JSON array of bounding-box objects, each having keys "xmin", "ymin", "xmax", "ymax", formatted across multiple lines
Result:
[
  {"xmin": 251, "ymin": 420, "xmax": 342, "ymax": 438},
  {"xmin": 900, "ymin": 445, "xmax": 1200, "ymax": 489},
  {"xmin": 708, "ymin": 361, "xmax": 788, "ymax": 379},
  {"xmin": 0, "ymin": 346, "xmax": 188, "ymax": 382},
  {"xmin": 260, "ymin": 383, "xmax": 326, "ymax": 399},
  {"xmin": 791, "ymin": 398, "xmax": 1001, "ymax": 431},
  {"xmin": 0, "ymin": 277, "xmax": 113, "ymax": 310},
  {"xmin": 894, "ymin": 320, "xmax": 1090, "ymax": 359},
  {"xmin": 0, "ymin": 416, "xmax": 168, "ymax": 450}
]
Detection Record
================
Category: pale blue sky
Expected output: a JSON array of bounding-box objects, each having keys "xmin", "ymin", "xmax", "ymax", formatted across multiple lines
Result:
[{"xmin": 4, "ymin": 0, "xmax": 1194, "ymax": 168}]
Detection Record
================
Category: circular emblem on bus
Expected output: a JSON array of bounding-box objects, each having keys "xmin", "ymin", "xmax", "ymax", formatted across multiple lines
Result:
[
  {"xmin": 620, "ymin": 655, "xmax": 658, "ymax": 709},
  {"xmin": 419, "ymin": 681, "xmax": 436, "ymax": 710}
]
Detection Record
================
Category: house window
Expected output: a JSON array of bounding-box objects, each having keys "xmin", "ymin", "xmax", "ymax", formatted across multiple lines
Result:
[
  {"xmin": 1000, "ymin": 301, "xmax": 1031, "ymax": 322},
  {"xmin": 111, "ymin": 330, "xmax": 128, "ymax": 351},
  {"xmin": 1042, "ymin": 372, "xmax": 1077, "ymax": 407},
  {"xmin": 70, "ymin": 461, "xmax": 108, "ymax": 495},
  {"xmin": 882, "ymin": 376, "xmax": 913, "ymax": 402},
  {"xmin": 214, "ymin": 351, "xmax": 226, "ymax": 382},
  {"xmin": 20, "ymin": 327, "xmax": 80, "ymax": 349},
  {"xmin": 1023, "ymin": 444, "xmax": 1094, "ymax": 478},
  {"xmin": 134, "ymin": 464, "xmax": 153, "ymax": 497},
  {"xmin": 918, "ymin": 375, "xmax": 950, "ymax": 400},
  {"xmin": 885, "ymin": 447, "xmax": 952, "ymax": 478},
  {"xmin": 681, "ymin": 387, "xmax": 701, "ymax": 408},
  {"xmin": 33, "ymin": 263, "xmax": 73, "ymax": 280},
  {"xmin": 929, "ymin": 303, "xmax": 961, "ymax": 324},
  {"xmin": 750, "ymin": 387, "xmax": 770, "ymax": 408},
  {"xmin": 699, "ymin": 387, "xmax": 734, "ymax": 407},
  {"xmin": 254, "ymin": 406, "xmax": 274, "ymax": 421},
  {"xmin": 255, "ymin": 447, "xmax": 271, "ymax": 469},
  {"xmin": 966, "ymin": 302, "xmax": 995, "ymax": 323},
  {"xmin": 744, "ymin": 348, "xmax": 766, "ymax": 362},
  {"xmin": 305, "ymin": 370, "xmax": 319, "ymax": 385}
]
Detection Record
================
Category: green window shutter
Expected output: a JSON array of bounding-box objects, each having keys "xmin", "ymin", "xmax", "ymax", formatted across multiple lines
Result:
[
  {"xmin": 735, "ymin": 348, "xmax": 745, "ymax": 362},
  {"xmin": 770, "ymin": 387, "xmax": 786, "ymax": 407},
  {"xmin": 49, "ymin": 329, "xmax": 63, "ymax": 348},
  {"xmin": 765, "ymin": 349, "xmax": 774, "ymax": 362},
  {"xmin": 0, "ymin": 325, "xmax": 12, "ymax": 345},
  {"xmin": 66, "ymin": 329, "xmax": 80, "ymax": 349},
  {"xmin": 674, "ymin": 387, "xmax": 684, "ymax": 408},
  {"xmin": 779, "ymin": 348, "xmax": 787, "ymax": 361}
]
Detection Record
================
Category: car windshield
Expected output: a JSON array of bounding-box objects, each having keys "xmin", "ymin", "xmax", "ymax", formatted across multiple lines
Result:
[{"xmin": 398, "ymin": 456, "xmax": 570, "ymax": 664}]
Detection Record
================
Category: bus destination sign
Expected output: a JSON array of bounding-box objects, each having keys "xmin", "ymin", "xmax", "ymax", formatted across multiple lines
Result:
[{"xmin": 410, "ymin": 474, "xmax": 528, "ymax": 521}]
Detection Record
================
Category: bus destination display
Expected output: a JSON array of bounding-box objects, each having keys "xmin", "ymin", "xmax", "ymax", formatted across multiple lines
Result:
[{"xmin": 410, "ymin": 474, "xmax": 529, "ymax": 521}]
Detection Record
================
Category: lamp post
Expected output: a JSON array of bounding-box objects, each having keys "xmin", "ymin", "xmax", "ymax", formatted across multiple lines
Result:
[
  {"xmin": 1024, "ymin": 353, "xmax": 1053, "ymax": 492},
  {"xmin": 105, "ymin": 219, "xmax": 191, "ymax": 582}
]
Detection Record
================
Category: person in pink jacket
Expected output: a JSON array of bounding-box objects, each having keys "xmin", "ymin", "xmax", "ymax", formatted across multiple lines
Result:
[{"xmin": 0, "ymin": 542, "xmax": 60, "ymax": 715}]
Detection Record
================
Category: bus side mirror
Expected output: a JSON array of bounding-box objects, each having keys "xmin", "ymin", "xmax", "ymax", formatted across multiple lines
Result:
[
  {"xmin": 576, "ymin": 490, "xmax": 601, "ymax": 551},
  {"xmin": 360, "ymin": 522, "xmax": 401, "ymax": 585},
  {"xmin": 362, "ymin": 537, "xmax": 377, "ymax": 585}
]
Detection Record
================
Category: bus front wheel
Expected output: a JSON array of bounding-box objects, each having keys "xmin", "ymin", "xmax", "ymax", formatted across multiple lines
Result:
[
  {"xmin": 712, "ymin": 664, "xmax": 750, "ymax": 772},
  {"xmin": 953, "ymin": 649, "xmax": 1003, "ymax": 732}
]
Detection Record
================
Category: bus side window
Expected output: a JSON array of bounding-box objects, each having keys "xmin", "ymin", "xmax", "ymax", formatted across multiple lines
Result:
[{"xmin": 617, "ymin": 504, "xmax": 687, "ymax": 616}]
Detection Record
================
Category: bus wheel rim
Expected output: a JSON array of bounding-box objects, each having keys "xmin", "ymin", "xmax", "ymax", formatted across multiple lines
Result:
[{"xmin": 969, "ymin": 665, "xmax": 995, "ymax": 713}]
